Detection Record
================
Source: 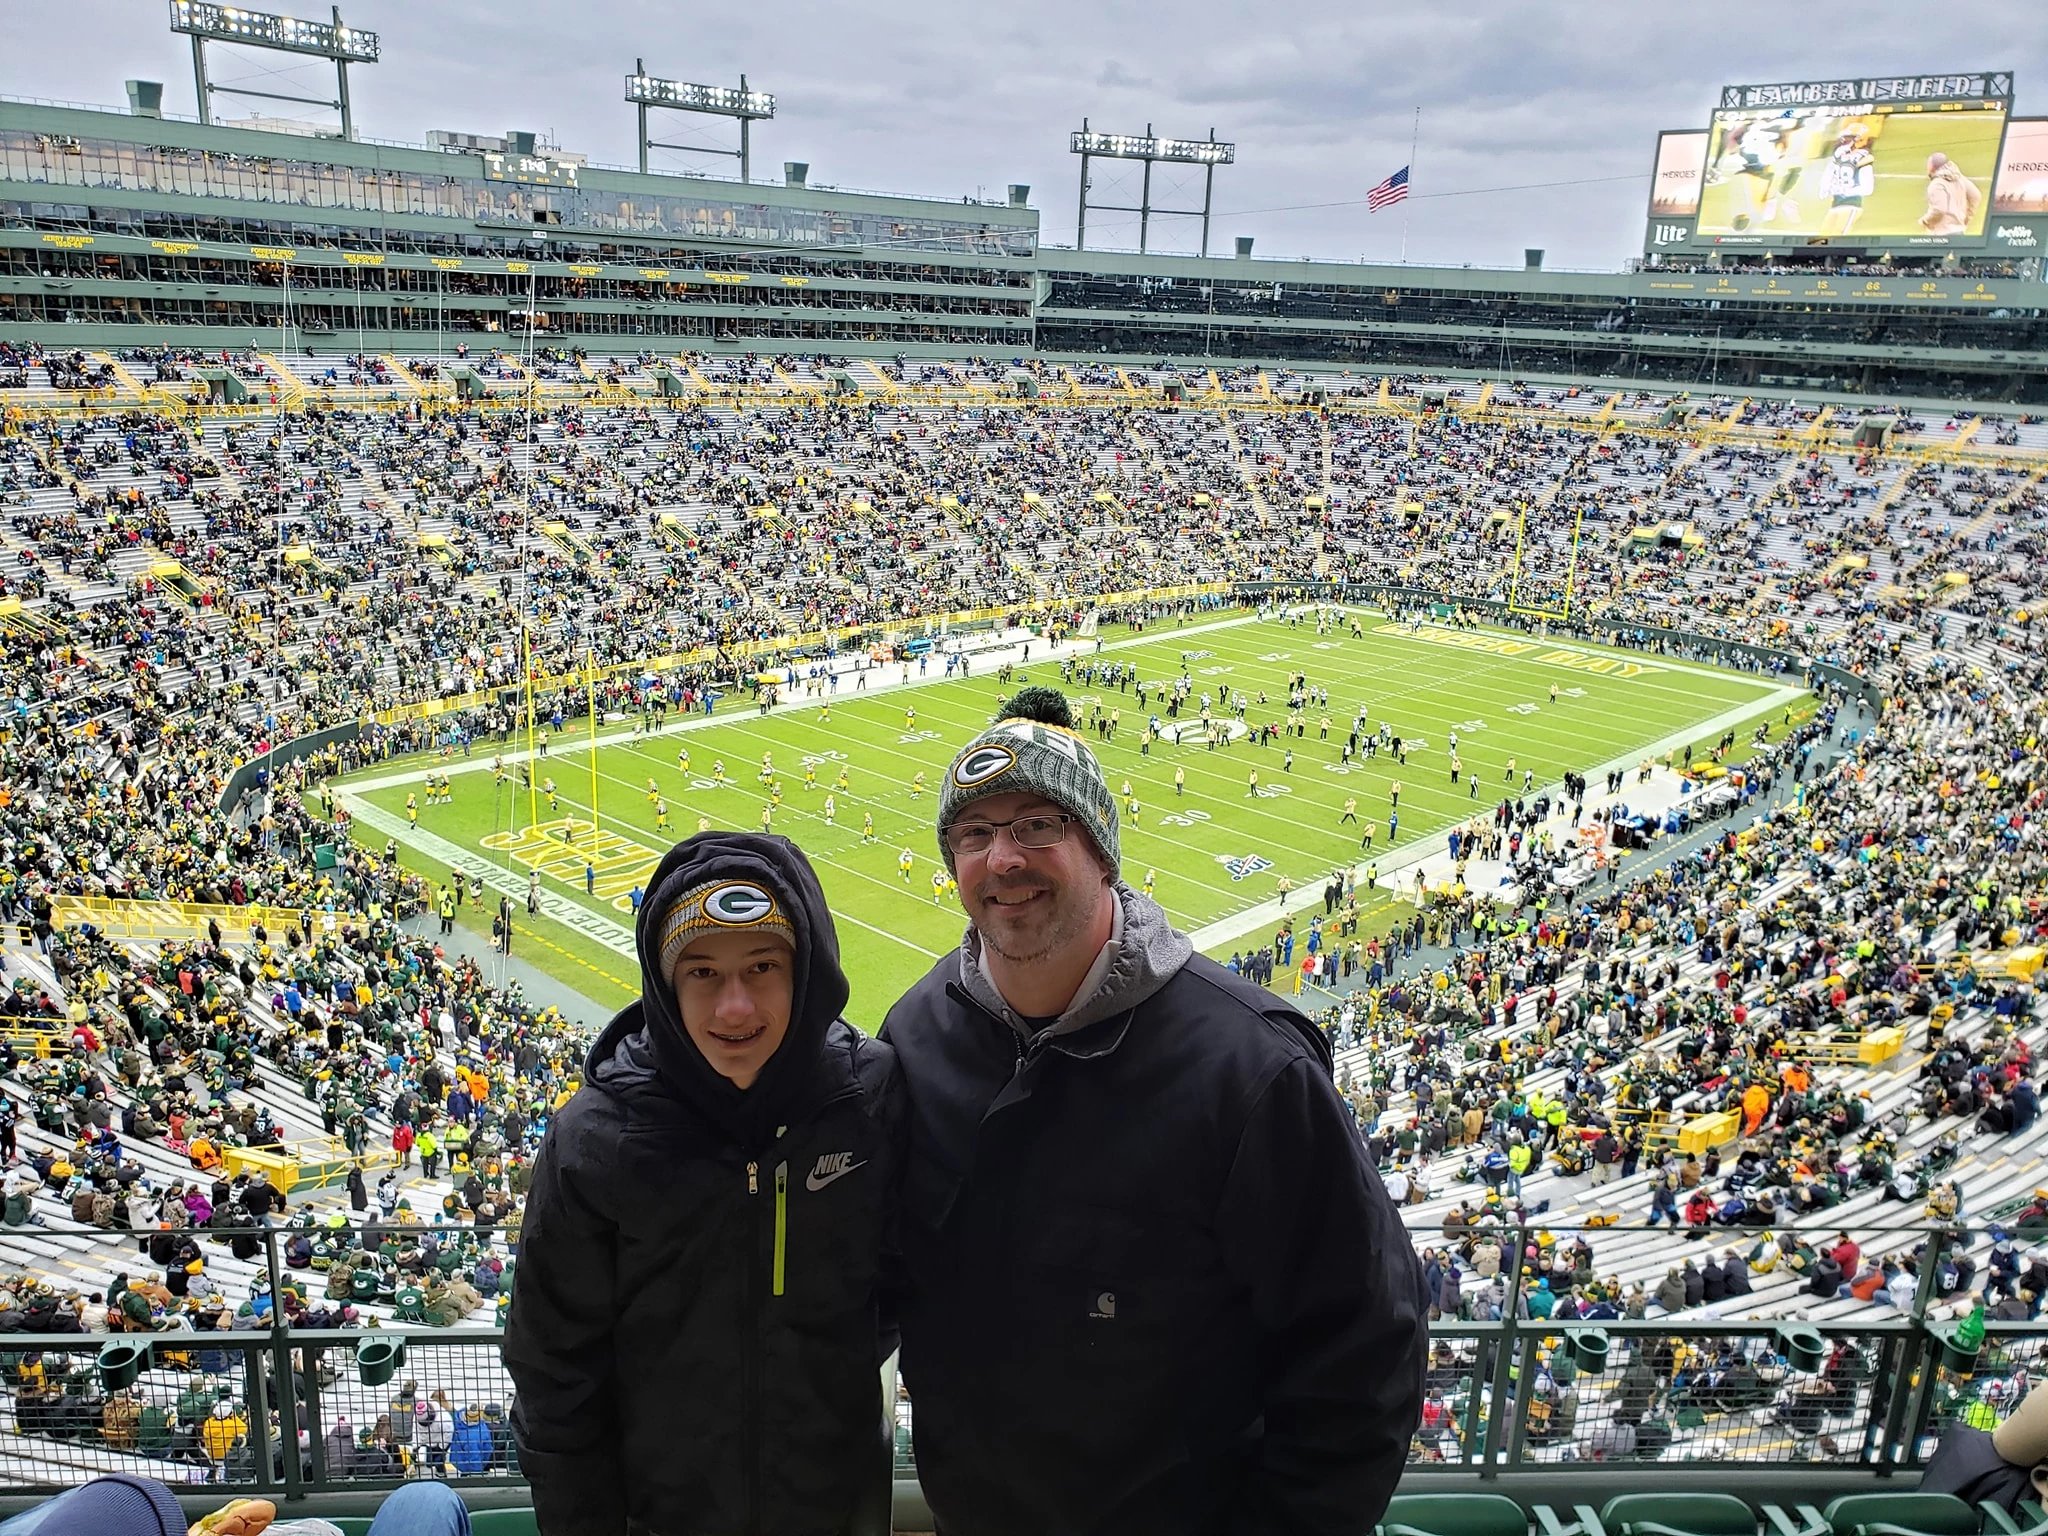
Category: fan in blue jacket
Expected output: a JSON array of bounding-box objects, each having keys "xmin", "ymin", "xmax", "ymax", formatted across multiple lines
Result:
[{"xmin": 446, "ymin": 1404, "xmax": 494, "ymax": 1476}]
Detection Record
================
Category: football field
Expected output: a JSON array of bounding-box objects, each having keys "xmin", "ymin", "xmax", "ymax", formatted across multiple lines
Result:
[{"xmin": 337, "ymin": 613, "xmax": 1800, "ymax": 1028}]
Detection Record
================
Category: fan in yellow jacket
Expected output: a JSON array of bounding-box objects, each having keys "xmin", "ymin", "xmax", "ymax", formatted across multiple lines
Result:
[{"xmin": 200, "ymin": 1400, "xmax": 248, "ymax": 1463}]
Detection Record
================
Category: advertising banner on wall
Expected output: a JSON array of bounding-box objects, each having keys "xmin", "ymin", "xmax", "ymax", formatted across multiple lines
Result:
[
  {"xmin": 1649, "ymin": 130, "xmax": 1710, "ymax": 218},
  {"xmin": 1992, "ymin": 119, "xmax": 2048, "ymax": 214}
]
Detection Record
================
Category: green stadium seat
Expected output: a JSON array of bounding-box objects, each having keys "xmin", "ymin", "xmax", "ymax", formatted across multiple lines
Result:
[
  {"xmin": 1534, "ymin": 1505, "xmax": 1602, "ymax": 1536},
  {"xmin": 1762, "ymin": 1509, "xmax": 1830, "ymax": 1536},
  {"xmin": 1820, "ymin": 1493, "xmax": 1981, "ymax": 1536},
  {"xmin": 327, "ymin": 1522, "xmax": 373, "ymax": 1536},
  {"xmin": 1381, "ymin": 1492, "xmax": 1531, "ymax": 1536},
  {"xmin": 1601, "ymin": 1493, "xmax": 1760, "ymax": 1536}
]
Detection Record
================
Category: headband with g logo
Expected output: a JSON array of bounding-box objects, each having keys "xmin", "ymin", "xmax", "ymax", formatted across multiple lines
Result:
[{"xmin": 660, "ymin": 877, "xmax": 796, "ymax": 976}]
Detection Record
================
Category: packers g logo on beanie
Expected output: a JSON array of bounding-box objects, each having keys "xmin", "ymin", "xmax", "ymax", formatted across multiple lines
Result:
[
  {"xmin": 952, "ymin": 743, "xmax": 1016, "ymax": 788},
  {"xmin": 704, "ymin": 882, "xmax": 776, "ymax": 925},
  {"xmin": 660, "ymin": 878, "xmax": 795, "ymax": 977},
  {"xmin": 936, "ymin": 686, "xmax": 1119, "ymax": 874}
]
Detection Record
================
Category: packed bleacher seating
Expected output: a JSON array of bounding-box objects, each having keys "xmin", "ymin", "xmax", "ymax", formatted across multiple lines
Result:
[{"xmin": 0, "ymin": 355, "xmax": 2043, "ymax": 1486}]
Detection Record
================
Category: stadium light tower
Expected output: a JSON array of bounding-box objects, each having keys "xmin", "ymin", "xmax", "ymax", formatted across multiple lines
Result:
[
  {"xmin": 627, "ymin": 62, "xmax": 776, "ymax": 182},
  {"xmin": 1071, "ymin": 120, "xmax": 1235, "ymax": 256},
  {"xmin": 168, "ymin": 1, "xmax": 379, "ymax": 140}
]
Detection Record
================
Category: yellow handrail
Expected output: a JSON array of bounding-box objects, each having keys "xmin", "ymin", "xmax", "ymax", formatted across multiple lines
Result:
[{"xmin": 0, "ymin": 1025, "xmax": 65, "ymax": 1059}]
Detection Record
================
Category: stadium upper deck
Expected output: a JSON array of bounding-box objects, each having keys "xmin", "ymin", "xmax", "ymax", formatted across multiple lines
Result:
[{"xmin": 2, "ymin": 96, "xmax": 2046, "ymax": 403}]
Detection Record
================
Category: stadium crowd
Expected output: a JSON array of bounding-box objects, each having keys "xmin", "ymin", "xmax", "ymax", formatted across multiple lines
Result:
[{"xmin": 0, "ymin": 359, "xmax": 2041, "ymax": 1478}]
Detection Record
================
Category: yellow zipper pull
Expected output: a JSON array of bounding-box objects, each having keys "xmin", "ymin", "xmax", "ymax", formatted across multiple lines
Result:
[
  {"xmin": 773, "ymin": 1161, "xmax": 788, "ymax": 1298},
  {"xmin": 747, "ymin": 1160, "xmax": 758, "ymax": 1195}
]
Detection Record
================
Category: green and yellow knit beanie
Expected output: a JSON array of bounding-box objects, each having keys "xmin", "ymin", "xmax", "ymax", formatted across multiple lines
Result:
[
  {"xmin": 936, "ymin": 686, "xmax": 1120, "ymax": 875},
  {"xmin": 657, "ymin": 877, "xmax": 797, "ymax": 979}
]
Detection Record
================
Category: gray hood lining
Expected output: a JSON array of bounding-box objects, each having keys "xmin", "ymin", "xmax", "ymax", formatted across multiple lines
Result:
[{"xmin": 958, "ymin": 882, "xmax": 1193, "ymax": 1046}]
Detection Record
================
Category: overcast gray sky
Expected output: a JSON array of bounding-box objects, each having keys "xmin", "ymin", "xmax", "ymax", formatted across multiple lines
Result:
[{"xmin": 6, "ymin": 0, "xmax": 2044, "ymax": 270}]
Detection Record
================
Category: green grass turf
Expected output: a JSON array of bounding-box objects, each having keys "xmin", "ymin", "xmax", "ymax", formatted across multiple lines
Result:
[{"xmin": 344, "ymin": 614, "xmax": 1790, "ymax": 1029}]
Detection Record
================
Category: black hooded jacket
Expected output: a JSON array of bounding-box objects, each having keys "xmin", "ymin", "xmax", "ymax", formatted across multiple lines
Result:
[{"xmin": 502, "ymin": 834, "xmax": 902, "ymax": 1536}]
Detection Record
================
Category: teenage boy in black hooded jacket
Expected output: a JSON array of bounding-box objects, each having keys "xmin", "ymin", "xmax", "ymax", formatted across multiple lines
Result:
[{"xmin": 503, "ymin": 832, "xmax": 901, "ymax": 1536}]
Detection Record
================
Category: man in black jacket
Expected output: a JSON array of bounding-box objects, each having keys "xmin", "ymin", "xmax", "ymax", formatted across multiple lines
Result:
[
  {"xmin": 884, "ymin": 687, "xmax": 1426, "ymax": 1536},
  {"xmin": 504, "ymin": 833, "xmax": 901, "ymax": 1536}
]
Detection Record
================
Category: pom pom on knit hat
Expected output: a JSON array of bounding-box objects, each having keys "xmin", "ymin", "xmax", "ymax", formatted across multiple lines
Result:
[{"xmin": 996, "ymin": 685, "xmax": 1078, "ymax": 729}]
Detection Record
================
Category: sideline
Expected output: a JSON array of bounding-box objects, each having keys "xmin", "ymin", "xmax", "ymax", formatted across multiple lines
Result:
[
  {"xmin": 339, "ymin": 609, "xmax": 1263, "ymax": 796},
  {"xmin": 1185, "ymin": 679, "xmax": 1808, "ymax": 955},
  {"xmin": 391, "ymin": 908, "xmax": 622, "ymax": 1025}
]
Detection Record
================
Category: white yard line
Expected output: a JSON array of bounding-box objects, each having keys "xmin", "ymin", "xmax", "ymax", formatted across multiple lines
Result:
[
  {"xmin": 1185, "ymin": 679, "xmax": 1808, "ymax": 955},
  {"xmin": 341, "ymin": 610, "xmax": 1264, "ymax": 795}
]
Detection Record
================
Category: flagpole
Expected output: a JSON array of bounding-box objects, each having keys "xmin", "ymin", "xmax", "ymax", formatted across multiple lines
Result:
[{"xmin": 1400, "ymin": 106, "xmax": 1419, "ymax": 264}]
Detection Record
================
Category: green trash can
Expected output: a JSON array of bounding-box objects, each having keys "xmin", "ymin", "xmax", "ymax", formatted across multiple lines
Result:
[
  {"xmin": 1778, "ymin": 1325, "xmax": 1828, "ymax": 1374},
  {"xmin": 1568, "ymin": 1328, "xmax": 1611, "ymax": 1374}
]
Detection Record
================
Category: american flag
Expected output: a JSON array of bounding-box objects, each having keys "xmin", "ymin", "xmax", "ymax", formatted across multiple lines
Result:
[{"xmin": 1367, "ymin": 165, "xmax": 1411, "ymax": 211}]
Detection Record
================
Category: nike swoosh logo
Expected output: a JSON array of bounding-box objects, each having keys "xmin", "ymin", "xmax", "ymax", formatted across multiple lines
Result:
[{"xmin": 805, "ymin": 1160, "xmax": 867, "ymax": 1192}]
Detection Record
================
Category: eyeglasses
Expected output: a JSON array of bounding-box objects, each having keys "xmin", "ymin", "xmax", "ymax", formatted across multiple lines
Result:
[{"xmin": 941, "ymin": 812, "xmax": 1077, "ymax": 856}]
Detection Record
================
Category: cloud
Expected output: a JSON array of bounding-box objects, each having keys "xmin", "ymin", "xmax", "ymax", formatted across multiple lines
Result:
[
  {"xmin": 4, "ymin": 0, "xmax": 2043, "ymax": 269},
  {"xmin": 1096, "ymin": 60, "xmax": 1155, "ymax": 90}
]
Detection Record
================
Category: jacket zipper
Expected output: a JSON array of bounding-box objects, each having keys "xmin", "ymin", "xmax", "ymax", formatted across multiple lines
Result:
[
  {"xmin": 773, "ymin": 1161, "xmax": 788, "ymax": 1298},
  {"xmin": 746, "ymin": 1087, "xmax": 861, "ymax": 1531},
  {"xmin": 744, "ymin": 1158, "xmax": 762, "ymax": 1536},
  {"xmin": 946, "ymin": 981, "xmax": 1031, "ymax": 1074}
]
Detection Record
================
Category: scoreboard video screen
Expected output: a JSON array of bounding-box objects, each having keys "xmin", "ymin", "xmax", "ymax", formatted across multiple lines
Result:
[
  {"xmin": 1649, "ymin": 130, "xmax": 1709, "ymax": 217},
  {"xmin": 1698, "ymin": 102, "xmax": 2005, "ymax": 244},
  {"xmin": 1657, "ymin": 72, "xmax": 2016, "ymax": 252}
]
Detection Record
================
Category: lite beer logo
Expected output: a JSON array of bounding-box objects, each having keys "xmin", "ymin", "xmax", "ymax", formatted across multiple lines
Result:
[
  {"xmin": 1653, "ymin": 224, "xmax": 1690, "ymax": 246},
  {"xmin": 702, "ymin": 882, "xmax": 777, "ymax": 926}
]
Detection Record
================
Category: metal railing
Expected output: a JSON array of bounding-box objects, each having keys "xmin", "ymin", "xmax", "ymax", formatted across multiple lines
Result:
[
  {"xmin": 0, "ymin": 1220, "xmax": 2031, "ymax": 1496},
  {"xmin": 0, "ymin": 1316, "xmax": 2024, "ymax": 1494}
]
